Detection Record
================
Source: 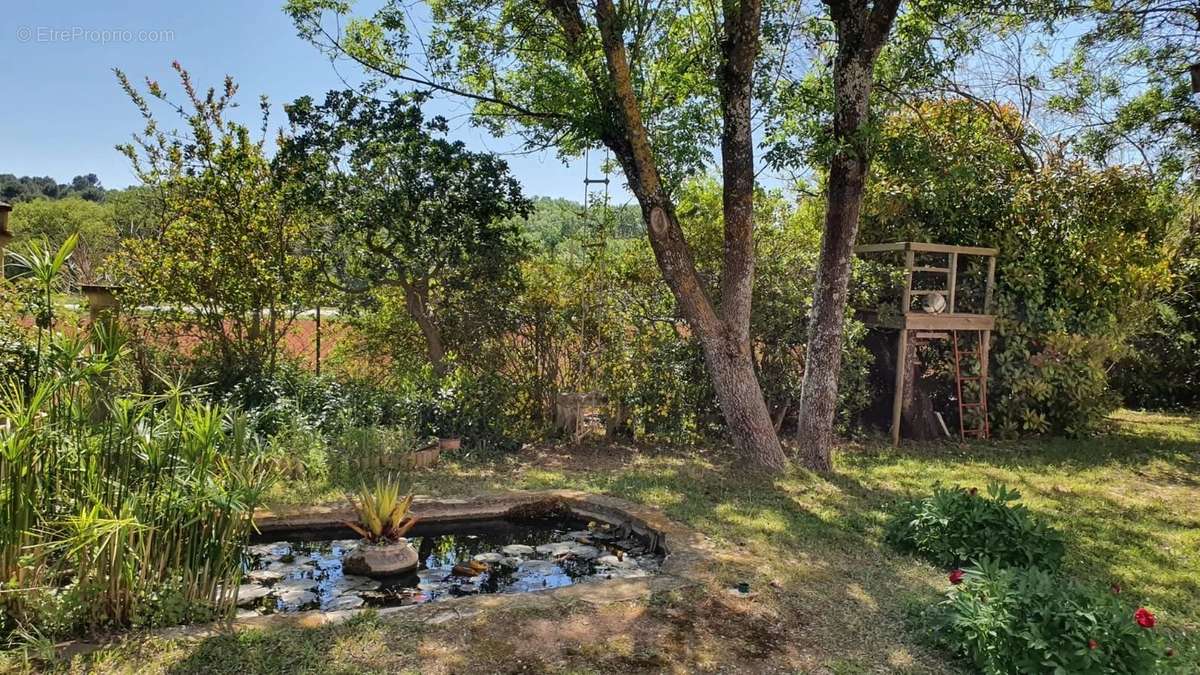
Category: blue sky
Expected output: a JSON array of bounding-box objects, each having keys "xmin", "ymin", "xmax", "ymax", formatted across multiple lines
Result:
[{"xmin": 1, "ymin": 1, "xmax": 622, "ymax": 201}]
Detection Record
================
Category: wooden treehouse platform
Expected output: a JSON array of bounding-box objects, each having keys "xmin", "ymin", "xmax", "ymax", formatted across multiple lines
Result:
[{"xmin": 853, "ymin": 241, "xmax": 998, "ymax": 446}]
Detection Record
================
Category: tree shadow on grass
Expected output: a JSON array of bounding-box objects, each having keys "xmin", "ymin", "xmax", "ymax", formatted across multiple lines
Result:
[{"xmin": 841, "ymin": 414, "xmax": 1200, "ymax": 480}]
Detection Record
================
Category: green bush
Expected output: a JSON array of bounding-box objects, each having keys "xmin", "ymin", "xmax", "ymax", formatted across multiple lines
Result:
[
  {"xmin": 885, "ymin": 483, "xmax": 1065, "ymax": 570},
  {"xmin": 218, "ymin": 365, "xmax": 406, "ymax": 437},
  {"xmin": 267, "ymin": 423, "xmax": 330, "ymax": 484},
  {"xmin": 861, "ymin": 100, "xmax": 1174, "ymax": 437},
  {"xmin": 927, "ymin": 559, "xmax": 1176, "ymax": 674},
  {"xmin": 328, "ymin": 426, "xmax": 422, "ymax": 482}
]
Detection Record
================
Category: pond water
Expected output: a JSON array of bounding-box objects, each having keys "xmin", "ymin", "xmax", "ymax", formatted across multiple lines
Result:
[{"xmin": 237, "ymin": 517, "xmax": 663, "ymax": 616}]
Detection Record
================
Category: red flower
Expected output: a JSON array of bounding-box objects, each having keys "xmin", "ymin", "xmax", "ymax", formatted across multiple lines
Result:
[
  {"xmin": 1135, "ymin": 607, "xmax": 1156, "ymax": 628},
  {"xmin": 949, "ymin": 569, "xmax": 965, "ymax": 585},
  {"xmin": 1088, "ymin": 639, "xmax": 1099, "ymax": 650}
]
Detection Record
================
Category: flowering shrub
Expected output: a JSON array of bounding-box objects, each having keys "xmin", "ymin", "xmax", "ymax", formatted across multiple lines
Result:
[
  {"xmin": 927, "ymin": 560, "xmax": 1175, "ymax": 674},
  {"xmin": 885, "ymin": 483, "xmax": 1065, "ymax": 570}
]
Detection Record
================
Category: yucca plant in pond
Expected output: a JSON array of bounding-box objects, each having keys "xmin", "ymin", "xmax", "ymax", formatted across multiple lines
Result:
[
  {"xmin": 342, "ymin": 475, "xmax": 421, "ymax": 578},
  {"xmin": 0, "ymin": 327, "xmax": 276, "ymax": 641}
]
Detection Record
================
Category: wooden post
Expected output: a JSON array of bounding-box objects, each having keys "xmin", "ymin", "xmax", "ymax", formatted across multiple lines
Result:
[
  {"xmin": 984, "ymin": 255, "xmax": 996, "ymax": 314},
  {"xmin": 0, "ymin": 202, "xmax": 12, "ymax": 278},
  {"xmin": 980, "ymin": 328, "xmax": 991, "ymax": 438},
  {"xmin": 947, "ymin": 252, "xmax": 958, "ymax": 313},
  {"xmin": 315, "ymin": 305, "xmax": 322, "ymax": 377},
  {"xmin": 901, "ymin": 249, "xmax": 915, "ymax": 313},
  {"xmin": 890, "ymin": 328, "xmax": 908, "ymax": 446}
]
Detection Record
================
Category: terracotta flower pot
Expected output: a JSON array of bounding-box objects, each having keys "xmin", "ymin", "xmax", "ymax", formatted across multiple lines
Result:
[{"xmin": 342, "ymin": 539, "xmax": 419, "ymax": 578}]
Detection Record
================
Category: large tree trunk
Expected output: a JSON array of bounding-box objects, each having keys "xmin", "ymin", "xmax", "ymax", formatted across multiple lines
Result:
[
  {"xmin": 796, "ymin": 152, "xmax": 868, "ymax": 471},
  {"xmin": 699, "ymin": 326, "xmax": 787, "ymax": 470},
  {"xmin": 548, "ymin": 0, "xmax": 786, "ymax": 471},
  {"xmin": 795, "ymin": 0, "xmax": 902, "ymax": 472},
  {"xmin": 401, "ymin": 277, "xmax": 446, "ymax": 373}
]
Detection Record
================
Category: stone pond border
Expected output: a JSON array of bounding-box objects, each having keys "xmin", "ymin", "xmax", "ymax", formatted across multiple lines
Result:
[{"xmin": 58, "ymin": 490, "xmax": 710, "ymax": 658}]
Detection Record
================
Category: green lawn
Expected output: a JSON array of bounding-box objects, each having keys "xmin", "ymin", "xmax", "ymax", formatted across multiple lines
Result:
[{"xmin": 33, "ymin": 410, "xmax": 1200, "ymax": 674}]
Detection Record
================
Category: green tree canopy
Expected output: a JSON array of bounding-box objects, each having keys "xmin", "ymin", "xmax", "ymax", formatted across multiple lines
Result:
[{"xmin": 279, "ymin": 90, "xmax": 531, "ymax": 370}]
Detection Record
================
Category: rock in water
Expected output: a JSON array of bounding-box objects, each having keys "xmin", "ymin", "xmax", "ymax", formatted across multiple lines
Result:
[
  {"xmin": 596, "ymin": 554, "xmax": 637, "ymax": 569},
  {"xmin": 236, "ymin": 584, "xmax": 271, "ymax": 607},
  {"xmin": 277, "ymin": 588, "xmax": 319, "ymax": 609},
  {"xmin": 342, "ymin": 540, "xmax": 419, "ymax": 578},
  {"xmin": 325, "ymin": 594, "xmax": 366, "ymax": 611},
  {"xmin": 501, "ymin": 544, "xmax": 535, "ymax": 557},
  {"xmin": 247, "ymin": 568, "xmax": 284, "ymax": 584},
  {"xmin": 564, "ymin": 544, "xmax": 600, "ymax": 560},
  {"xmin": 331, "ymin": 575, "xmax": 381, "ymax": 592},
  {"xmin": 516, "ymin": 559, "xmax": 560, "ymax": 575},
  {"xmin": 535, "ymin": 542, "xmax": 573, "ymax": 556},
  {"xmin": 273, "ymin": 578, "xmax": 318, "ymax": 593}
]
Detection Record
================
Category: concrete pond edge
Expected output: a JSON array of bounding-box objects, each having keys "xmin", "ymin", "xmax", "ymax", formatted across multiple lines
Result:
[{"xmin": 57, "ymin": 490, "xmax": 711, "ymax": 658}]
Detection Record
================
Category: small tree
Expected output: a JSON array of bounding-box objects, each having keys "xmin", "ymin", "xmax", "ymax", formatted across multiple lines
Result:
[
  {"xmin": 278, "ymin": 90, "xmax": 531, "ymax": 373},
  {"xmin": 114, "ymin": 63, "xmax": 316, "ymax": 383}
]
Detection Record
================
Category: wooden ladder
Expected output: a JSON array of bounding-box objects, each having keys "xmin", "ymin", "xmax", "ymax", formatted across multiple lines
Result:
[{"xmin": 952, "ymin": 330, "xmax": 989, "ymax": 440}]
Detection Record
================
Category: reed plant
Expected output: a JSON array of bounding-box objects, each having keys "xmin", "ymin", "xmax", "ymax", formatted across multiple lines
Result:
[{"xmin": 1, "ymin": 239, "xmax": 276, "ymax": 640}]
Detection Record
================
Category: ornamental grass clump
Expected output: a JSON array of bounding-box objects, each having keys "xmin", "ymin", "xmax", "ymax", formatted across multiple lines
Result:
[
  {"xmin": 885, "ymin": 482, "xmax": 1065, "ymax": 570},
  {"xmin": 927, "ymin": 559, "xmax": 1176, "ymax": 674},
  {"xmin": 0, "ymin": 326, "xmax": 276, "ymax": 642}
]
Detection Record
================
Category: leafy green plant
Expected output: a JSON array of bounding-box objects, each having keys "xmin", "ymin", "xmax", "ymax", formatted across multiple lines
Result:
[
  {"xmin": 267, "ymin": 423, "xmax": 329, "ymax": 483},
  {"xmin": 885, "ymin": 483, "xmax": 1065, "ymax": 570},
  {"xmin": 927, "ymin": 559, "xmax": 1176, "ymax": 674},
  {"xmin": 345, "ymin": 475, "xmax": 419, "ymax": 544},
  {"xmin": 5, "ymin": 234, "xmax": 77, "ymax": 374},
  {"xmin": 0, "ymin": 325, "xmax": 276, "ymax": 642},
  {"xmin": 330, "ymin": 426, "xmax": 422, "ymax": 481}
]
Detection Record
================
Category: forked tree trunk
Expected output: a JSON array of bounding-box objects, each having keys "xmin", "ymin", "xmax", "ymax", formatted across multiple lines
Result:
[
  {"xmin": 547, "ymin": 0, "xmax": 787, "ymax": 471},
  {"xmin": 698, "ymin": 327, "xmax": 786, "ymax": 470},
  {"xmin": 402, "ymin": 277, "xmax": 447, "ymax": 373},
  {"xmin": 796, "ymin": 0, "xmax": 902, "ymax": 472}
]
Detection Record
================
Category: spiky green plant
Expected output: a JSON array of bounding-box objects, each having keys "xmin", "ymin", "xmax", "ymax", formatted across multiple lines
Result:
[
  {"xmin": 0, "ymin": 326, "xmax": 276, "ymax": 640},
  {"xmin": 345, "ymin": 475, "xmax": 418, "ymax": 543},
  {"xmin": 4, "ymin": 235, "xmax": 77, "ymax": 375}
]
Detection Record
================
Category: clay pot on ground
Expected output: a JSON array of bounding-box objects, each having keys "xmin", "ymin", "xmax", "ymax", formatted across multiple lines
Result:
[{"xmin": 342, "ymin": 539, "xmax": 419, "ymax": 578}]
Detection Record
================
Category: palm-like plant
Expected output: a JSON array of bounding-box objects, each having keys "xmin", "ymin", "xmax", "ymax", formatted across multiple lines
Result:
[
  {"xmin": 345, "ymin": 475, "xmax": 419, "ymax": 543},
  {"xmin": 5, "ymin": 235, "xmax": 77, "ymax": 376}
]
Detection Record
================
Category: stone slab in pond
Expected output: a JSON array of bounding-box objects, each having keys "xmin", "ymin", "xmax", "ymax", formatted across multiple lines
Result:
[
  {"xmin": 277, "ymin": 588, "xmax": 319, "ymax": 608},
  {"xmin": 517, "ymin": 559, "xmax": 561, "ymax": 575},
  {"xmin": 501, "ymin": 544, "xmax": 534, "ymax": 557},
  {"xmin": 274, "ymin": 578, "xmax": 319, "ymax": 593},
  {"xmin": 331, "ymin": 575, "xmax": 380, "ymax": 592},
  {"xmin": 247, "ymin": 568, "xmax": 284, "ymax": 584},
  {"xmin": 236, "ymin": 584, "xmax": 271, "ymax": 607},
  {"xmin": 326, "ymin": 594, "xmax": 365, "ymax": 611},
  {"xmin": 535, "ymin": 542, "xmax": 573, "ymax": 556}
]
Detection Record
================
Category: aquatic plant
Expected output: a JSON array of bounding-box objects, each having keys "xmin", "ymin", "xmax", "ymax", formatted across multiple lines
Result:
[{"xmin": 345, "ymin": 475, "xmax": 418, "ymax": 543}]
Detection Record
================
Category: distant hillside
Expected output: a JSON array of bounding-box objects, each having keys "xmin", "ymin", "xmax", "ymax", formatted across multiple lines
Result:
[{"xmin": 0, "ymin": 173, "xmax": 107, "ymax": 203}]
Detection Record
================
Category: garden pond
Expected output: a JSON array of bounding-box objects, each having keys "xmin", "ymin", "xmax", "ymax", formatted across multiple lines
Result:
[{"xmin": 237, "ymin": 516, "xmax": 664, "ymax": 616}]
